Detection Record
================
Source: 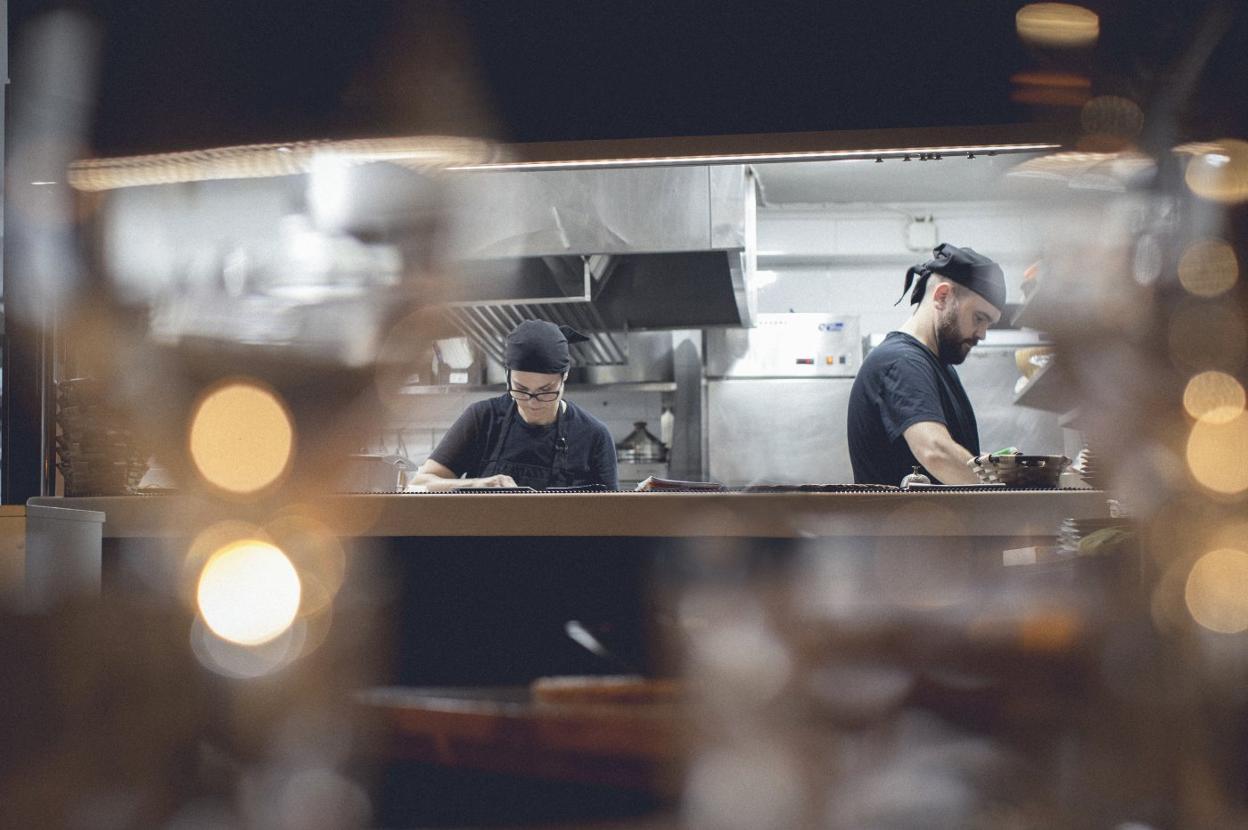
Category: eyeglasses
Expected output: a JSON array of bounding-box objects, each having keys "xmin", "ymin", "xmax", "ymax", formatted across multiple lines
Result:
[{"xmin": 509, "ymin": 385, "xmax": 562, "ymax": 402}]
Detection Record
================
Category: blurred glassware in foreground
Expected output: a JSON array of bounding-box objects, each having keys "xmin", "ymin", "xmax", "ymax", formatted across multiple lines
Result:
[
  {"xmin": 71, "ymin": 137, "xmax": 495, "ymax": 367},
  {"xmin": 669, "ymin": 527, "xmax": 1171, "ymax": 829}
]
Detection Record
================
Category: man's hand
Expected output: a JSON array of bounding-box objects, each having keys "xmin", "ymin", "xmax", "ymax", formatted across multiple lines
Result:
[{"xmin": 968, "ymin": 454, "xmax": 997, "ymax": 484}]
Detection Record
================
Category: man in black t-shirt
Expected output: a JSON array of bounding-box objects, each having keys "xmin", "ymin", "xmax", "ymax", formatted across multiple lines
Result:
[{"xmin": 847, "ymin": 244, "xmax": 1006, "ymax": 485}]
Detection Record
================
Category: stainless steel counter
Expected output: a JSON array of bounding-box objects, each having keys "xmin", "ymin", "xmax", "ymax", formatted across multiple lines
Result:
[{"xmin": 28, "ymin": 490, "xmax": 1109, "ymax": 540}]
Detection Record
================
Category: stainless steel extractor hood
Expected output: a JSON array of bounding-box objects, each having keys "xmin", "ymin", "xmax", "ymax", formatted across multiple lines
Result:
[
  {"xmin": 439, "ymin": 165, "xmax": 758, "ymax": 365},
  {"xmin": 80, "ymin": 151, "xmax": 757, "ymax": 369}
]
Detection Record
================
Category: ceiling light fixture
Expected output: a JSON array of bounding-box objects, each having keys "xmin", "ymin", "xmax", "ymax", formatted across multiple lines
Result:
[
  {"xmin": 444, "ymin": 143, "xmax": 1059, "ymax": 172},
  {"xmin": 69, "ymin": 139, "xmax": 1061, "ymax": 190}
]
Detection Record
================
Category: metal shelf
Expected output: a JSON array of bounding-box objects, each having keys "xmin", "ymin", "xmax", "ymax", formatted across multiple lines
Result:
[
  {"xmin": 1012, "ymin": 286, "xmax": 1045, "ymax": 329},
  {"xmin": 1012, "ymin": 361, "xmax": 1072, "ymax": 414},
  {"xmin": 1058, "ymin": 406, "xmax": 1086, "ymax": 429},
  {"xmin": 572, "ymin": 382, "xmax": 677, "ymax": 394}
]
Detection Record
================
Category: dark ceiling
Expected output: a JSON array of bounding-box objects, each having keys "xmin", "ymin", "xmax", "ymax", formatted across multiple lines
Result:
[{"xmin": 7, "ymin": 0, "xmax": 1246, "ymax": 157}]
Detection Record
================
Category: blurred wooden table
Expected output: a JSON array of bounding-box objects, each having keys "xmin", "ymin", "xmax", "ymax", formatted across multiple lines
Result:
[{"xmin": 357, "ymin": 686, "xmax": 688, "ymax": 793}]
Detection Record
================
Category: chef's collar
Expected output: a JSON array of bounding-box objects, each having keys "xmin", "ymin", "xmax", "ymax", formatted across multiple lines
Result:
[
  {"xmin": 896, "ymin": 243, "xmax": 1007, "ymax": 312},
  {"xmin": 504, "ymin": 319, "xmax": 590, "ymax": 374}
]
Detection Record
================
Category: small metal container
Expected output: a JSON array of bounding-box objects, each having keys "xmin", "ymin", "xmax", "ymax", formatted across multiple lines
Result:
[
  {"xmin": 900, "ymin": 466, "xmax": 931, "ymax": 488},
  {"xmin": 616, "ymin": 421, "xmax": 666, "ymax": 463}
]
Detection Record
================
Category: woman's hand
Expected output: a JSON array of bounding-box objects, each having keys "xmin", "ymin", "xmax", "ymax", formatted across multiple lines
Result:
[
  {"xmin": 472, "ymin": 474, "xmax": 518, "ymax": 489},
  {"xmin": 408, "ymin": 460, "xmax": 518, "ymax": 491}
]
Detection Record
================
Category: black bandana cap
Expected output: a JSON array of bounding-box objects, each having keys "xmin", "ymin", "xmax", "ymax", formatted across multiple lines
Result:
[
  {"xmin": 503, "ymin": 319, "xmax": 590, "ymax": 374},
  {"xmin": 896, "ymin": 243, "xmax": 1007, "ymax": 312}
]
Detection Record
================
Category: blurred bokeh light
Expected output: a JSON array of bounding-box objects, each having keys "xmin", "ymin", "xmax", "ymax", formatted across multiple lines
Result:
[
  {"xmin": 1182, "ymin": 371, "xmax": 1246, "ymax": 424},
  {"xmin": 1178, "ymin": 238, "xmax": 1239, "ymax": 297},
  {"xmin": 267, "ymin": 513, "xmax": 348, "ymax": 616},
  {"xmin": 1185, "ymin": 412, "xmax": 1248, "ymax": 495},
  {"xmin": 189, "ymin": 379, "xmax": 295, "ymax": 494},
  {"xmin": 196, "ymin": 539, "xmax": 302, "ymax": 645},
  {"xmin": 1183, "ymin": 139, "xmax": 1248, "ymax": 204},
  {"xmin": 1184, "ymin": 548, "xmax": 1248, "ymax": 634},
  {"xmin": 190, "ymin": 616, "xmax": 307, "ymax": 679},
  {"xmin": 1015, "ymin": 3, "xmax": 1099, "ymax": 48}
]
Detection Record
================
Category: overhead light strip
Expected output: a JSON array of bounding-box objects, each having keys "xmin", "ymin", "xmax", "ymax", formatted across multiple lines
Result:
[
  {"xmin": 69, "ymin": 139, "xmax": 1062, "ymax": 190},
  {"xmin": 444, "ymin": 143, "xmax": 1063, "ymax": 172}
]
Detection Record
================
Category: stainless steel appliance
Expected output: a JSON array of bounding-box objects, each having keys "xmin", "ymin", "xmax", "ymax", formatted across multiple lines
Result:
[
  {"xmin": 706, "ymin": 314, "xmax": 860, "ymax": 486},
  {"xmin": 708, "ymin": 377, "xmax": 856, "ymax": 486},
  {"xmin": 706, "ymin": 314, "xmax": 860, "ymax": 377}
]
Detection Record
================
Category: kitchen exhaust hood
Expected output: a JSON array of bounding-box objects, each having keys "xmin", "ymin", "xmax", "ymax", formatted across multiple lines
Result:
[{"xmin": 439, "ymin": 164, "xmax": 758, "ymax": 365}]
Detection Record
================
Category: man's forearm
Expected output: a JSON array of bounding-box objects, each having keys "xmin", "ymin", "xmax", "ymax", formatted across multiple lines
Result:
[{"xmin": 915, "ymin": 439, "xmax": 978, "ymax": 485}]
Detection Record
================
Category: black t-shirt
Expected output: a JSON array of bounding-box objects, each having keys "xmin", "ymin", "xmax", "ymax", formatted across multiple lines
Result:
[
  {"xmin": 846, "ymin": 332, "xmax": 980, "ymax": 485},
  {"xmin": 429, "ymin": 394, "xmax": 619, "ymax": 489}
]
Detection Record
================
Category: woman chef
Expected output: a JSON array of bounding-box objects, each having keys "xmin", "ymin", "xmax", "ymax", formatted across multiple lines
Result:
[{"xmin": 410, "ymin": 320, "xmax": 619, "ymax": 490}]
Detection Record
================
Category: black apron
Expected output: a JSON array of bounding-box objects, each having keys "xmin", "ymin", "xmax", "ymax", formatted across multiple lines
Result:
[{"xmin": 479, "ymin": 400, "xmax": 570, "ymax": 489}]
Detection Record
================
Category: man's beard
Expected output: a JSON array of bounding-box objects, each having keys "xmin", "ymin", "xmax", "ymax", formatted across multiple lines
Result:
[{"xmin": 936, "ymin": 308, "xmax": 975, "ymax": 365}]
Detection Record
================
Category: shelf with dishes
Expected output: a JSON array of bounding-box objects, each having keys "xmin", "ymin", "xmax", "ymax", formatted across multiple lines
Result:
[
  {"xmin": 1011, "ymin": 347, "xmax": 1064, "ymax": 406},
  {"xmin": 1012, "ymin": 353, "xmax": 1090, "ymax": 426},
  {"xmin": 1010, "ymin": 274, "xmax": 1084, "ymax": 429},
  {"xmin": 1013, "ymin": 359, "xmax": 1074, "ymax": 410},
  {"xmin": 1011, "ymin": 278, "xmax": 1053, "ymax": 331},
  {"xmin": 1011, "ymin": 266, "xmax": 1111, "ymax": 335}
]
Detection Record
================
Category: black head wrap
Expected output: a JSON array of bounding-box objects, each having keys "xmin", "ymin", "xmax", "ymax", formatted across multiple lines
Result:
[
  {"xmin": 503, "ymin": 319, "xmax": 590, "ymax": 374},
  {"xmin": 896, "ymin": 243, "xmax": 1007, "ymax": 312}
]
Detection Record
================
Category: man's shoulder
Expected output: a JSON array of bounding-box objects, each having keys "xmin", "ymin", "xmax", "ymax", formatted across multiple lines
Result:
[{"xmin": 862, "ymin": 333, "xmax": 934, "ymax": 374}]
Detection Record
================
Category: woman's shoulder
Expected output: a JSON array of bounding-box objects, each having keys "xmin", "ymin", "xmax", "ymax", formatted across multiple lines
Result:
[
  {"xmin": 564, "ymin": 400, "xmax": 612, "ymax": 436},
  {"xmin": 467, "ymin": 393, "xmax": 512, "ymax": 413},
  {"xmin": 455, "ymin": 394, "xmax": 511, "ymax": 427}
]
